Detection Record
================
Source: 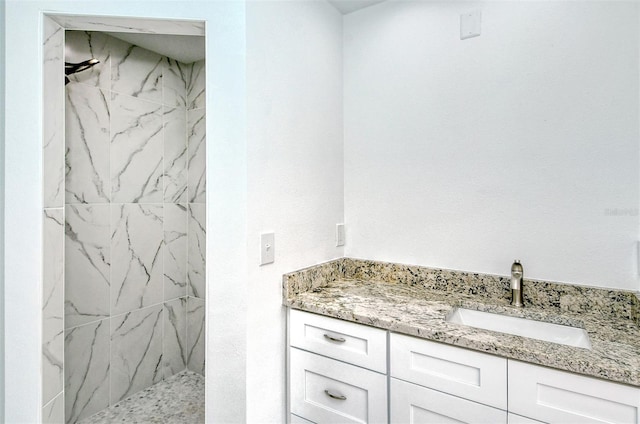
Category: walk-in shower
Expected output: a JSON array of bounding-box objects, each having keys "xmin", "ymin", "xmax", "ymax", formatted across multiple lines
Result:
[{"xmin": 42, "ymin": 18, "xmax": 207, "ymax": 424}]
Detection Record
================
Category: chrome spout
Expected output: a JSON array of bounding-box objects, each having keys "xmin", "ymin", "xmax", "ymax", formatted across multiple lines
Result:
[{"xmin": 510, "ymin": 260, "xmax": 524, "ymax": 307}]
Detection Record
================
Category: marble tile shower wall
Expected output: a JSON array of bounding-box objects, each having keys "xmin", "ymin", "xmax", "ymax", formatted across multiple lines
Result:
[
  {"xmin": 53, "ymin": 31, "xmax": 206, "ymax": 424},
  {"xmin": 42, "ymin": 17, "xmax": 66, "ymax": 424}
]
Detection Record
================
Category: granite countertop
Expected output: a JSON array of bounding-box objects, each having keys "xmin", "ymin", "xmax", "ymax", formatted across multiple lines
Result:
[{"xmin": 283, "ymin": 258, "xmax": 640, "ymax": 387}]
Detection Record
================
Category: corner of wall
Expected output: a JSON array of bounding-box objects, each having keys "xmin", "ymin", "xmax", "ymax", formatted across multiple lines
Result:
[{"xmin": 0, "ymin": 0, "xmax": 5, "ymax": 420}]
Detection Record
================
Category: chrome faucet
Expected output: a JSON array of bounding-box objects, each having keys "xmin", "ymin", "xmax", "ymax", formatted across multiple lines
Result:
[{"xmin": 510, "ymin": 260, "xmax": 524, "ymax": 307}]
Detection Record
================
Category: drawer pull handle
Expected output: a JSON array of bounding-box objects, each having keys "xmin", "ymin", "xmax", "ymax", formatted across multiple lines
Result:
[
  {"xmin": 323, "ymin": 334, "xmax": 346, "ymax": 343},
  {"xmin": 324, "ymin": 390, "xmax": 347, "ymax": 400}
]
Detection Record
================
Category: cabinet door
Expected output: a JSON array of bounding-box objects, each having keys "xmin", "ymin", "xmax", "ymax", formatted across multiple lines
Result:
[
  {"xmin": 390, "ymin": 378, "xmax": 507, "ymax": 424},
  {"xmin": 290, "ymin": 348, "xmax": 387, "ymax": 424},
  {"xmin": 509, "ymin": 360, "xmax": 640, "ymax": 424},
  {"xmin": 291, "ymin": 414, "xmax": 316, "ymax": 424},
  {"xmin": 391, "ymin": 333, "xmax": 507, "ymax": 409},
  {"xmin": 290, "ymin": 309, "xmax": 387, "ymax": 373},
  {"xmin": 508, "ymin": 413, "xmax": 546, "ymax": 424}
]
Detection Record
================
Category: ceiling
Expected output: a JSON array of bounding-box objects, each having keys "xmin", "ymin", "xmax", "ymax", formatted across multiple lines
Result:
[
  {"xmin": 96, "ymin": 0, "xmax": 387, "ymax": 63},
  {"xmin": 105, "ymin": 32, "xmax": 205, "ymax": 63},
  {"xmin": 327, "ymin": 0, "xmax": 387, "ymax": 14}
]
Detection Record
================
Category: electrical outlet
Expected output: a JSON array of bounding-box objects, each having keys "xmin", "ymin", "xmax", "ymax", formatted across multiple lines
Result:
[
  {"xmin": 460, "ymin": 10, "xmax": 481, "ymax": 40},
  {"xmin": 260, "ymin": 233, "xmax": 275, "ymax": 265},
  {"xmin": 336, "ymin": 224, "xmax": 345, "ymax": 247}
]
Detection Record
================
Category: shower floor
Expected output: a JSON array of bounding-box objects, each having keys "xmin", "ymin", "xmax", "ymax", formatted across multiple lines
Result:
[{"xmin": 78, "ymin": 370, "xmax": 204, "ymax": 424}]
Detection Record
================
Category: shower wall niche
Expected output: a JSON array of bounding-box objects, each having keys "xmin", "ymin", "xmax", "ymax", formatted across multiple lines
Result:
[{"xmin": 45, "ymin": 30, "xmax": 206, "ymax": 423}]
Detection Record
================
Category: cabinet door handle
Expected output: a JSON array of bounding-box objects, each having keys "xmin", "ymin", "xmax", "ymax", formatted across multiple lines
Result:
[
  {"xmin": 323, "ymin": 334, "xmax": 346, "ymax": 343},
  {"xmin": 324, "ymin": 389, "xmax": 347, "ymax": 400}
]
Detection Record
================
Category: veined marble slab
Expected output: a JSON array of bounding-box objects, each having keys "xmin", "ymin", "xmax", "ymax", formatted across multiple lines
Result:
[
  {"xmin": 43, "ymin": 209, "xmax": 64, "ymax": 406},
  {"xmin": 164, "ymin": 297, "xmax": 187, "ymax": 378},
  {"xmin": 110, "ymin": 93, "xmax": 164, "ymax": 203},
  {"xmin": 65, "ymin": 31, "xmax": 111, "ymax": 89},
  {"xmin": 164, "ymin": 203, "xmax": 188, "ymax": 300},
  {"xmin": 186, "ymin": 60, "xmax": 205, "ymax": 111},
  {"xmin": 284, "ymin": 258, "xmax": 640, "ymax": 387},
  {"xmin": 111, "ymin": 204, "xmax": 163, "ymax": 315},
  {"xmin": 65, "ymin": 319, "xmax": 110, "ymax": 424},
  {"xmin": 111, "ymin": 37, "xmax": 163, "ymax": 104},
  {"xmin": 164, "ymin": 58, "xmax": 188, "ymax": 109},
  {"xmin": 187, "ymin": 108, "xmax": 206, "ymax": 203},
  {"xmin": 187, "ymin": 204, "xmax": 206, "ymax": 298},
  {"xmin": 43, "ymin": 18, "xmax": 65, "ymax": 208},
  {"xmin": 65, "ymin": 83, "xmax": 111, "ymax": 204},
  {"xmin": 65, "ymin": 204, "xmax": 110, "ymax": 328},
  {"xmin": 163, "ymin": 107, "xmax": 188, "ymax": 204},
  {"xmin": 187, "ymin": 297, "xmax": 205, "ymax": 376},
  {"xmin": 110, "ymin": 305, "xmax": 164, "ymax": 403},
  {"xmin": 42, "ymin": 391, "xmax": 64, "ymax": 424}
]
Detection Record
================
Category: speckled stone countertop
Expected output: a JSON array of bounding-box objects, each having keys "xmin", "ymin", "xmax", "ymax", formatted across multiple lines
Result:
[{"xmin": 283, "ymin": 258, "xmax": 640, "ymax": 387}]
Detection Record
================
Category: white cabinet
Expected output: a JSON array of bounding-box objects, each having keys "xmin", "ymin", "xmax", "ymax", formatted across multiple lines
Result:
[
  {"xmin": 507, "ymin": 413, "xmax": 545, "ymax": 424},
  {"xmin": 391, "ymin": 333, "xmax": 507, "ymax": 410},
  {"xmin": 508, "ymin": 360, "xmax": 640, "ymax": 424},
  {"xmin": 291, "ymin": 414, "xmax": 315, "ymax": 424},
  {"xmin": 289, "ymin": 310, "xmax": 388, "ymax": 424},
  {"xmin": 290, "ymin": 308, "xmax": 387, "ymax": 373},
  {"xmin": 288, "ymin": 309, "xmax": 640, "ymax": 424},
  {"xmin": 390, "ymin": 378, "xmax": 507, "ymax": 424}
]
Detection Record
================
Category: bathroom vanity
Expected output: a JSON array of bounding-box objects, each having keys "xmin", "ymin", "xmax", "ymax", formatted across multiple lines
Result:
[{"xmin": 283, "ymin": 258, "xmax": 640, "ymax": 424}]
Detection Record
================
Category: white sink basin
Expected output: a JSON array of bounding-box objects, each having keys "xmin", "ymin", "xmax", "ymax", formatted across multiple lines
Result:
[{"xmin": 446, "ymin": 308, "xmax": 591, "ymax": 349}]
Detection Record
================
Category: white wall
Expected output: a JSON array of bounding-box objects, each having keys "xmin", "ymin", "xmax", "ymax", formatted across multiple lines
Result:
[
  {"xmin": 0, "ymin": 0, "xmax": 5, "ymax": 420},
  {"xmin": 4, "ymin": 2, "xmax": 246, "ymax": 422},
  {"xmin": 246, "ymin": 1, "xmax": 344, "ymax": 422},
  {"xmin": 344, "ymin": 1, "xmax": 640, "ymax": 290}
]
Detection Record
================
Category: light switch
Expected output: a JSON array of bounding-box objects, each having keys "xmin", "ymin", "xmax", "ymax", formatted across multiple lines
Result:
[
  {"xmin": 260, "ymin": 233, "xmax": 275, "ymax": 265},
  {"xmin": 336, "ymin": 224, "xmax": 345, "ymax": 247},
  {"xmin": 637, "ymin": 241, "xmax": 640, "ymax": 276},
  {"xmin": 460, "ymin": 10, "xmax": 481, "ymax": 40}
]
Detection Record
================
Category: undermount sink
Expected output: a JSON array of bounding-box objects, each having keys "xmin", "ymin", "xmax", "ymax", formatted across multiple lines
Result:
[{"xmin": 446, "ymin": 307, "xmax": 592, "ymax": 349}]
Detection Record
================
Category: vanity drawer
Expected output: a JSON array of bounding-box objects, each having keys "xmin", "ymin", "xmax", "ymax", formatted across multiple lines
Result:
[
  {"xmin": 507, "ymin": 413, "xmax": 546, "ymax": 424},
  {"xmin": 290, "ymin": 414, "xmax": 315, "ymax": 424},
  {"xmin": 391, "ymin": 378, "xmax": 507, "ymax": 424},
  {"xmin": 290, "ymin": 347, "xmax": 387, "ymax": 424},
  {"xmin": 289, "ymin": 309, "xmax": 387, "ymax": 373},
  {"xmin": 508, "ymin": 360, "xmax": 640, "ymax": 424},
  {"xmin": 390, "ymin": 333, "xmax": 507, "ymax": 410}
]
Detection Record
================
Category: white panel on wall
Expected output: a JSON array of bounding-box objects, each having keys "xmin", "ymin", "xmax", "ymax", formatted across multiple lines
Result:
[{"xmin": 344, "ymin": 1, "xmax": 640, "ymax": 289}]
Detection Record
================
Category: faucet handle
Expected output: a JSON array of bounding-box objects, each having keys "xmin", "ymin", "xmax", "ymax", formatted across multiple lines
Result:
[{"xmin": 511, "ymin": 260, "xmax": 523, "ymax": 275}]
